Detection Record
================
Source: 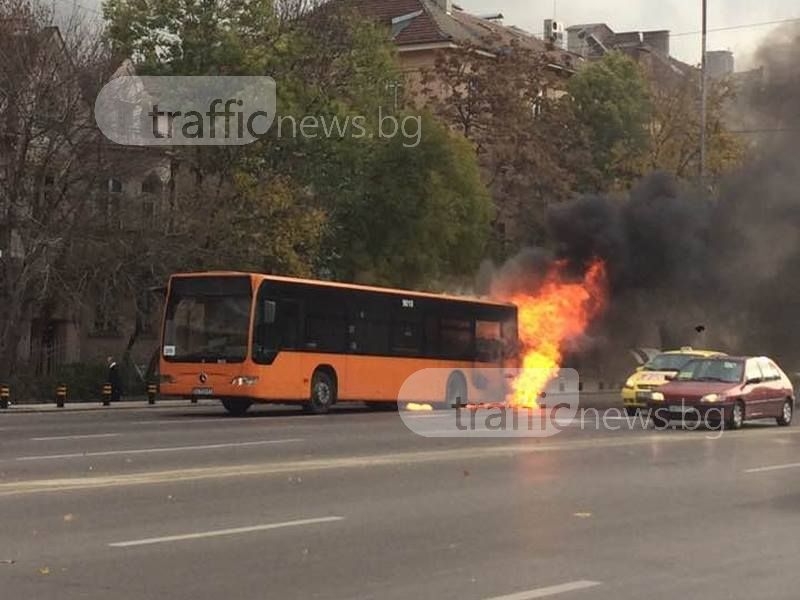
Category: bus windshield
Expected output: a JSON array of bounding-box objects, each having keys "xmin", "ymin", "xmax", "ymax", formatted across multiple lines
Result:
[{"xmin": 163, "ymin": 276, "xmax": 252, "ymax": 363}]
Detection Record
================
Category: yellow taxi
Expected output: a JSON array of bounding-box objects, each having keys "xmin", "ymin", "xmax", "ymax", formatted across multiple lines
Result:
[{"xmin": 622, "ymin": 348, "xmax": 726, "ymax": 415}]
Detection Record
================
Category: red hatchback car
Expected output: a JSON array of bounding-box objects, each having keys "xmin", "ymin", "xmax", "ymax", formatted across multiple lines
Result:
[{"xmin": 648, "ymin": 356, "xmax": 796, "ymax": 430}]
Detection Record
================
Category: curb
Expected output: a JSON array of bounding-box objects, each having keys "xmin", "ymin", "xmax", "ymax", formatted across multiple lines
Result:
[{"xmin": 0, "ymin": 399, "xmax": 220, "ymax": 414}]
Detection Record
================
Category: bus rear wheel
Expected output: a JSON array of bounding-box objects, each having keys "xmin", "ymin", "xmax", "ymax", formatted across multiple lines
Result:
[
  {"xmin": 222, "ymin": 398, "xmax": 252, "ymax": 417},
  {"xmin": 305, "ymin": 370, "xmax": 336, "ymax": 415},
  {"xmin": 437, "ymin": 372, "xmax": 467, "ymax": 409}
]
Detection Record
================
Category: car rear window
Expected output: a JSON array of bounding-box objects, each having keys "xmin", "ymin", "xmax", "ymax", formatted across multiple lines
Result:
[
  {"xmin": 677, "ymin": 359, "xmax": 744, "ymax": 384},
  {"xmin": 645, "ymin": 353, "xmax": 702, "ymax": 372}
]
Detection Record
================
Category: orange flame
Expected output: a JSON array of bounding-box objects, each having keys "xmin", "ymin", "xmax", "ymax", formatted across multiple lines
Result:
[{"xmin": 502, "ymin": 260, "xmax": 608, "ymax": 409}]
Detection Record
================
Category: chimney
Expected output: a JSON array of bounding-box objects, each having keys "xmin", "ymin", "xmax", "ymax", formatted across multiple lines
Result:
[
  {"xmin": 544, "ymin": 19, "xmax": 566, "ymax": 50},
  {"xmin": 706, "ymin": 50, "xmax": 735, "ymax": 79},
  {"xmin": 642, "ymin": 30, "xmax": 670, "ymax": 57},
  {"xmin": 433, "ymin": 0, "xmax": 453, "ymax": 15}
]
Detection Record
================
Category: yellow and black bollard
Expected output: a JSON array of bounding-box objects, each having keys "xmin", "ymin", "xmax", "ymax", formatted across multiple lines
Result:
[
  {"xmin": 102, "ymin": 383, "xmax": 112, "ymax": 407},
  {"xmin": 56, "ymin": 384, "xmax": 67, "ymax": 408},
  {"xmin": 147, "ymin": 383, "xmax": 158, "ymax": 406},
  {"xmin": 0, "ymin": 384, "xmax": 9, "ymax": 409}
]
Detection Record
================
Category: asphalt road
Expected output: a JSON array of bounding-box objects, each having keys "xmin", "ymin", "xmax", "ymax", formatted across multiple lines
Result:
[{"xmin": 1, "ymin": 402, "xmax": 800, "ymax": 600}]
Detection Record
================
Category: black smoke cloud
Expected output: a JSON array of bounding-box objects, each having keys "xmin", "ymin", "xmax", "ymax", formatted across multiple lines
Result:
[{"xmin": 486, "ymin": 25, "xmax": 800, "ymax": 371}]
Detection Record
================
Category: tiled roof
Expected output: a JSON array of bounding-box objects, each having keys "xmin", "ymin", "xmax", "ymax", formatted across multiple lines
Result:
[
  {"xmin": 353, "ymin": 0, "xmax": 447, "ymax": 45},
  {"xmin": 351, "ymin": 0, "xmax": 581, "ymax": 70},
  {"xmin": 354, "ymin": 0, "xmax": 548, "ymax": 51}
]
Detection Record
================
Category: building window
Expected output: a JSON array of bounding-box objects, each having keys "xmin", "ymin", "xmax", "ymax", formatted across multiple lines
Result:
[
  {"xmin": 141, "ymin": 173, "xmax": 162, "ymax": 194},
  {"xmin": 109, "ymin": 195, "xmax": 122, "ymax": 229},
  {"xmin": 531, "ymin": 90, "xmax": 544, "ymax": 117},
  {"xmin": 42, "ymin": 174, "xmax": 56, "ymax": 204},
  {"xmin": 108, "ymin": 178, "xmax": 123, "ymax": 194},
  {"xmin": 141, "ymin": 198, "xmax": 155, "ymax": 226}
]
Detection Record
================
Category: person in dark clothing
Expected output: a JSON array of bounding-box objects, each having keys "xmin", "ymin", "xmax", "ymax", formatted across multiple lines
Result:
[{"xmin": 107, "ymin": 356, "xmax": 123, "ymax": 402}]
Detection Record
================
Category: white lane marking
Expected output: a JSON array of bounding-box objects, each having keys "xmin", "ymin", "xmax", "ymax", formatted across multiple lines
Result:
[
  {"xmin": 15, "ymin": 439, "xmax": 303, "ymax": 461},
  {"xmin": 402, "ymin": 413, "xmax": 444, "ymax": 420},
  {"xmin": 484, "ymin": 580, "xmax": 602, "ymax": 600},
  {"xmin": 745, "ymin": 462, "xmax": 800, "ymax": 474},
  {"xmin": 419, "ymin": 416, "xmax": 634, "ymax": 434},
  {"xmin": 31, "ymin": 433, "xmax": 122, "ymax": 442},
  {"xmin": 127, "ymin": 417, "xmax": 310, "ymax": 427},
  {"xmin": 109, "ymin": 516, "xmax": 344, "ymax": 548},
  {"xmin": 132, "ymin": 418, "xmax": 255, "ymax": 426}
]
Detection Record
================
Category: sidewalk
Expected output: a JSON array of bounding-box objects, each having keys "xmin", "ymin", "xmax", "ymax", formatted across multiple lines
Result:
[{"xmin": 0, "ymin": 398, "xmax": 220, "ymax": 414}]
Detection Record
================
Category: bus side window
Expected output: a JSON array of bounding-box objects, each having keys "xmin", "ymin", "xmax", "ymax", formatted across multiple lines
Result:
[
  {"xmin": 502, "ymin": 318, "xmax": 519, "ymax": 359},
  {"xmin": 253, "ymin": 298, "xmax": 300, "ymax": 363},
  {"xmin": 305, "ymin": 294, "xmax": 347, "ymax": 352},
  {"xmin": 349, "ymin": 297, "xmax": 391, "ymax": 355},
  {"xmin": 440, "ymin": 319, "xmax": 474, "ymax": 361},
  {"xmin": 278, "ymin": 301, "xmax": 301, "ymax": 350},
  {"xmin": 252, "ymin": 299, "xmax": 274, "ymax": 362},
  {"xmin": 424, "ymin": 315, "xmax": 440, "ymax": 358},
  {"xmin": 476, "ymin": 320, "xmax": 502, "ymax": 363},
  {"xmin": 391, "ymin": 317, "xmax": 422, "ymax": 355}
]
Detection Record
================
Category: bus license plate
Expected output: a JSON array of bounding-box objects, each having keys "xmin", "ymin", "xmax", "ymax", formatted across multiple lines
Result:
[{"xmin": 192, "ymin": 387, "xmax": 214, "ymax": 396}]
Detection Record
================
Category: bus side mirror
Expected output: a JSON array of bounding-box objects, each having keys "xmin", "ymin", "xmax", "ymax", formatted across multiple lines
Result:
[{"xmin": 263, "ymin": 301, "xmax": 277, "ymax": 324}]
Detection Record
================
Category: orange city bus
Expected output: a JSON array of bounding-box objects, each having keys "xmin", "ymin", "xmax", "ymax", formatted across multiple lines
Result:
[{"xmin": 159, "ymin": 272, "xmax": 519, "ymax": 415}]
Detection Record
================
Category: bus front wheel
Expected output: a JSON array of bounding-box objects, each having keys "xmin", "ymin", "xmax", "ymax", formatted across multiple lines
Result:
[
  {"xmin": 222, "ymin": 398, "xmax": 253, "ymax": 417},
  {"xmin": 305, "ymin": 370, "xmax": 336, "ymax": 415}
]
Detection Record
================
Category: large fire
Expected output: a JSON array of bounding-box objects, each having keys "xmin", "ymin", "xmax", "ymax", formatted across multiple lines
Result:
[{"xmin": 502, "ymin": 260, "xmax": 608, "ymax": 409}]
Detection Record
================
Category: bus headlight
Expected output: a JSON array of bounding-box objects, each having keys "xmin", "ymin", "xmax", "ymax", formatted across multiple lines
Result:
[{"xmin": 231, "ymin": 376, "xmax": 260, "ymax": 386}]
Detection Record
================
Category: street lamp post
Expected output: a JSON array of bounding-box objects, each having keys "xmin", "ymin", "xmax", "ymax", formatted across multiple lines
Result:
[{"xmin": 700, "ymin": 0, "xmax": 708, "ymax": 181}]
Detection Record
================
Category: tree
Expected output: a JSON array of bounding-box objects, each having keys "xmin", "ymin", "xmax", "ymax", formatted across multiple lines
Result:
[
  {"xmin": 180, "ymin": 173, "xmax": 327, "ymax": 276},
  {"xmin": 421, "ymin": 41, "xmax": 594, "ymax": 258},
  {"xmin": 103, "ymin": 0, "xmax": 281, "ymax": 75},
  {"xmin": 103, "ymin": 0, "xmax": 492, "ymax": 294},
  {"xmin": 643, "ymin": 73, "xmax": 743, "ymax": 179},
  {"xmin": 0, "ymin": 0, "xmax": 114, "ymax": 378},
  {"xmin": 333, "ymin": 113, "xmax": 492, "ymax": 288},
  {"xmin": 568, "ymin": 52, "xmax": 651, "ymax": 188}
]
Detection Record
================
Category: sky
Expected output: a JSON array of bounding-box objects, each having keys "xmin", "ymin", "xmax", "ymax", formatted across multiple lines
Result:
[
  {"xmin": 457, "ymin": 0, "xmax": 800, "ymax": 70},
  {"xmin": 68, "ymin": 0, "xmax": 798, "ymax": 70}
]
